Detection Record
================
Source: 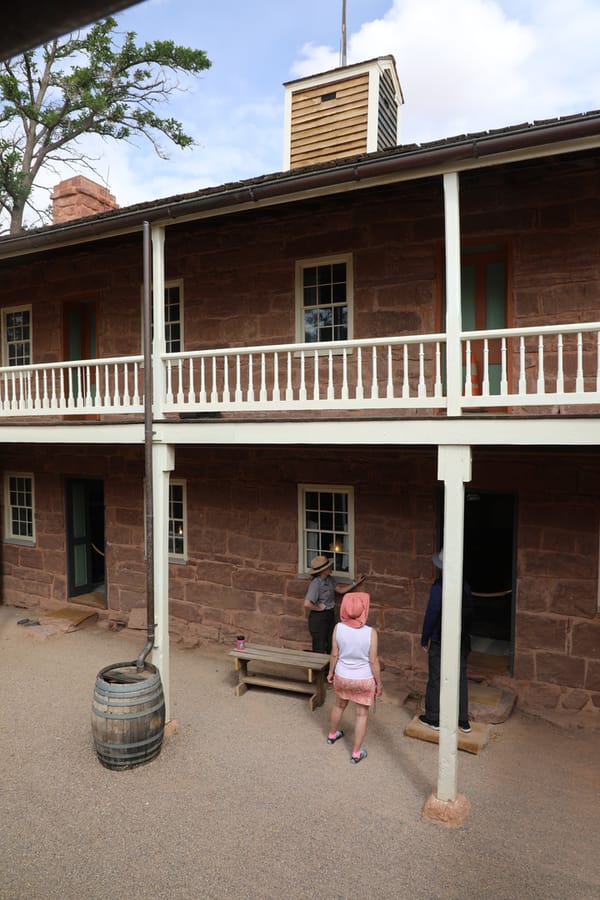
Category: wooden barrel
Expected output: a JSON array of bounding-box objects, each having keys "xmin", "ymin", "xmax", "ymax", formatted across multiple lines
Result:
[{"xmin": 91, "ymin": 661, "xmax": 165, "ymax": 770}]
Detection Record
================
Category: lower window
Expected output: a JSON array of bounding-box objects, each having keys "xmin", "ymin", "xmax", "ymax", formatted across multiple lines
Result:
[
  {"xmin": 298, "ymin": 484, "xmax": 354, "ymax": 576},
  {"xmin": 4, "ymin": 473, "xmax": 35, "ymax": 544},
  {"xmin": 169, "ymin": 480, "xmax": 187, "ymax": 559}
]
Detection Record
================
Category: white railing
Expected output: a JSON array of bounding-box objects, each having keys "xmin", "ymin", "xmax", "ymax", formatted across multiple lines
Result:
[
  {"xmin": 161, "ymin": 335, "xmax": 446, "ymax": 413},
  {"xmin": 0, "ymin": 355, "xmax": 144, "ymax": 415},
  {"xmin": 460, "ymin": 323, "xmax": 600, "ymax": 407},
  {"xmin": 1, "ymin": 322, "xmax": 599, "ymax": 419}
]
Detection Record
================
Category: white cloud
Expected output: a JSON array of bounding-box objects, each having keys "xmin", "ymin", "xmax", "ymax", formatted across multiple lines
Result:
[{"xmin": 290, "ymin": 0, "xmax": 600, "ymax": 144}]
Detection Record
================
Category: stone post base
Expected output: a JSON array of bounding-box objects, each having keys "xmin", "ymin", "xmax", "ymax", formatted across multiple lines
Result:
[{"xmin": 422, "ymin": 791, "xmax": 471, "ymax": 828}]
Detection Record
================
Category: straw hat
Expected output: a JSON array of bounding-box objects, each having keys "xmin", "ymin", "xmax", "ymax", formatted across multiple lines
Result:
[
  {"xmin": 340, "ymin": 592, "xmax": 370, "ymax": 628},
  {"xmin": 308, "ymin": 555, "xmax": 334, "ymax": 575}
]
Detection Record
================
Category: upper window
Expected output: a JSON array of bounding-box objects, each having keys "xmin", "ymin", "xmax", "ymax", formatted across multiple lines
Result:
[
  {"xmin": 298, "ymin": 484, "xmax": 354, "ymax": 576},
  {"xmin": 168, "ymin": 480, "xmax": 187, "ymax": 560},
  {"xmin": 296, "ymin": 255, "xmax": 352, "ymax": 344},
  {"xmin": 141, "ymin": 280, "xmax": 183, "ymax": 354},
  {"xmin": 164, "ymin": 282, "xmax": 183, "ymax": 354},
  {"xmin": 2, "ymin": 307, "xmax": 31, "ymax": 366},
  {"xmin": 4, "ymin": 473, "xmax": 35, "ymax": 544}
]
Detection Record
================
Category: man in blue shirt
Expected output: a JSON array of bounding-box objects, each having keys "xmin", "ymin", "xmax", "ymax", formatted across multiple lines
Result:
[{"xmin": 419, "ymin": 549, "xmax": 473, "ymax": 733}]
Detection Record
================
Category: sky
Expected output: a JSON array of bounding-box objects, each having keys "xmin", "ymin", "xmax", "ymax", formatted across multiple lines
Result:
[{"xmin": 31, "ymin": 0, "xmax": 600, "ymax": 216}]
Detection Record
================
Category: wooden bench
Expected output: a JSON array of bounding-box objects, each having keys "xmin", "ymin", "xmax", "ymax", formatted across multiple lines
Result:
[{"xmin": 229, "ymin": 644, "xmax": 330, "ymax": 710}]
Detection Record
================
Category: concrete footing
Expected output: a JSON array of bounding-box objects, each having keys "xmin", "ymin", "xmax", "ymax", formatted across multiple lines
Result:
[{"xmin": 422, "ymin": 791, "xmax": 471, "ymax": 828}]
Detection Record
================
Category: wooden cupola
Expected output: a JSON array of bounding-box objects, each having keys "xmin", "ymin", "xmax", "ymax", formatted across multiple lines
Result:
[{"xmin": 283, "ymin": 55, "xmax": 404, "ymax": 170}]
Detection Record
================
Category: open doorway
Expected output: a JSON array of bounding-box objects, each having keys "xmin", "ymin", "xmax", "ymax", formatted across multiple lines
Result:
[
  {"xmin": 65, "ymin": 477, "xmax": 106, "ymax": 605},
  {"xmin": 437, "ymin": 489, "xmax": 516, "ymax": 672}
]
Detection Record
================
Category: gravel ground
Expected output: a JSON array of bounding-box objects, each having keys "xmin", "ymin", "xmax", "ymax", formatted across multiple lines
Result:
[{"xmin": 1, "ymin": 604, "xmax": 599, "ymax": 900}]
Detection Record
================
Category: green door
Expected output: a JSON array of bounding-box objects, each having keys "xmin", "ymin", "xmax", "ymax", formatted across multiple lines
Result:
[
  {"xmin": 461, "ymin": 245, "xmax": 507, "ymax": 394},
  {"xmin": 66, "ymin": 477, "xmax": 105, "ymax": 598}
]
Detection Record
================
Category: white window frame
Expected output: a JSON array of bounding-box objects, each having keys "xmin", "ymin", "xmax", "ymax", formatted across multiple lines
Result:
[
  {"xmin": 295, "ymin": 254, "xmax": 353, "ymax": 345},
  {"xmin": 298, "ymin": 483, "xmax": 355, "ymax": 577},
  {"xmin": 2, "ymin": 305, "xmax": 32, "ymax": 366},
  {"xmin": 140, "ymin": 279, "xmax": 184, "ymax": 354},
  {"xmin": 4, "ymin": 472, "xmax": 35, "ymax": 545},
  {"xmin": 168, "ymin": 479, "xmax": 187, "ymax": 562}
]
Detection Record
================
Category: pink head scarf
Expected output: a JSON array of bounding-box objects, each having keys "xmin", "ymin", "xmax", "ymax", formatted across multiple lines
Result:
[{"xmin": 340, "ymin": 592, "xmax": 370, "ymax": 628}]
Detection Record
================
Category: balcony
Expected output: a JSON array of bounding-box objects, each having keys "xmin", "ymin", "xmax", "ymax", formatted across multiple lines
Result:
[{"xmin": 1, "ymin": 322, "xmax": 599, "ymax": 420}]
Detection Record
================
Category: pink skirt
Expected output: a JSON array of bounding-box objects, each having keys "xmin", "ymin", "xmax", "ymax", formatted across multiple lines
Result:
[{"xmin": 333, "ymin": 674, "xmax": 376, "ymax": 706}]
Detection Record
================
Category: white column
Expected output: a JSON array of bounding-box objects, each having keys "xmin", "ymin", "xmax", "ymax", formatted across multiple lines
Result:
[
  {"xmin": 151, "ymin": 224, "xmax": 166, "ymax": 421},
  {"xmin": 152, "ymin": 442, "xmax": 175, "ymax": 721},
  {"xmin": 436, "ymin": 444, "xmax": 472, "ymax": 802},
  {"xmin": 443, "ymin": 172, "xmax": 463, "ymax": 417}
]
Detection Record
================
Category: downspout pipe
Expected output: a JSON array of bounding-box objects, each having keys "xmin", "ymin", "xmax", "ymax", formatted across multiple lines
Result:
[{"xmin": 137, "ymin": 220, "xmax": 155, "ymax": 670}]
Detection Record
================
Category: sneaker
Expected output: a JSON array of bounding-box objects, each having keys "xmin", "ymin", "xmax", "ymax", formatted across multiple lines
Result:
[
  {"xmin": 459, "ymin": 721, "xmax": 472, "ymax": 733},
  {"xmin": 326, "ymin": 730, "xmax": 344, "ymax": 745},
  {"xmin": 350, "ymin": 748, "xmax": 367, "ymax": 764},
  {"xmin": 418, "ymin": 714, "xmax": 439, "ymax": 731}
]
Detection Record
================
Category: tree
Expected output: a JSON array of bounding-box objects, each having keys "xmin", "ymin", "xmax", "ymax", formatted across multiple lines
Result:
[{"xmin": 0, "ymin": 17, "xmax": 211, "ymax": 234}]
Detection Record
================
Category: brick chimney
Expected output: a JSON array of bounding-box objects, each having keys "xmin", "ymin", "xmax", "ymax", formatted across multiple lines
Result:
[
  {"xmin": 51, "ymin": 175, "xmax": 119, "ymax": 224},
  {"xmin": 283, "ymin": 55, "xmax": 404, "ymax": 170}
]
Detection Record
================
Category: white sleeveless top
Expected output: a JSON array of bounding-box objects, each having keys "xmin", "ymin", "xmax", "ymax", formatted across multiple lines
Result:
[{"xmin": 334, "ymin": 622, "xmax": 373, "ymax": 679}]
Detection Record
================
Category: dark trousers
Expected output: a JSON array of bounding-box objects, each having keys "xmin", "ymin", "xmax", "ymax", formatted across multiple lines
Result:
[
  {"xmin": 308, "ymin": 608, "xmax": 335, "ymax": 654},
  {"xmin": 424, "ymin": 639, "xmax": 470, "ymax": 724}
]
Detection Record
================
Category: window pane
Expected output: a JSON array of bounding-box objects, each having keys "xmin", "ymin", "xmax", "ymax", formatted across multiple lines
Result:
[
  {"xmin": 7, "ymin": 475, "xmax": 34, "ymax": 539},
  {"xmin": 301, "ymin": 488, "xmax": 350, "ymax": 575},
  {"xmin": 300, "ymin": 261, "xmax": 348, "ymax": 343}
]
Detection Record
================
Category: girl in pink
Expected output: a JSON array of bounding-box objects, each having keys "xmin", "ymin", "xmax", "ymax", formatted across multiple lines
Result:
[{"xmin": 326, "ymin": 592, "xmax": 382, "ymax": 764}]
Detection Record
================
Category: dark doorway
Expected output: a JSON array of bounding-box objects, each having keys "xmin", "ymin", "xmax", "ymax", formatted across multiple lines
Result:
[
  {"xmin": 463, "ymin": 491, "xmax": 515, "ymax": 647},
  {"xmin": 65, "ymin": 477, "xmax": 106, "ymax": 601},
  {"xmin": 437, "ymin": 489, "xmax": 516, "ymax": 667}
]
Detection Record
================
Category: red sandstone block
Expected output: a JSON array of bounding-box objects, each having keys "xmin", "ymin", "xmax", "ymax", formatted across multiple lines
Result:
[
  {"xmin": 535, "ymin": 652, "xmax": 586, "ymax": 689},
  {"xmin": 571, "ymin": 621, "xmax": 600, "ymax": 659}
]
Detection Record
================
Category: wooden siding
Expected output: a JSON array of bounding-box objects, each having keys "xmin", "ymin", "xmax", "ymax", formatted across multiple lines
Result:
[
  {"xmin": 290, "ymin": 72, "xmax": 369, "ymax": 168},
  {"xmin": 377, "ymin": 68, "xmax": 398, "ymax": 151}
]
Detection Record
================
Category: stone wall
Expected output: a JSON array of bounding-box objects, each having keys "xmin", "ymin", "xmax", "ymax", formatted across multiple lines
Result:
[{"xmin": 1, "ymin": 444, "xmax": 599, "ymax": 715}]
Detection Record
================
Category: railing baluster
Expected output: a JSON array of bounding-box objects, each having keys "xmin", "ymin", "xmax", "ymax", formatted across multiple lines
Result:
[
  {"xmin": 312, "ymin": 351, "xmax": 319, "ymax": 401},
  {"xmin": 103, "ymin": 364, "xmax": 110, "ymax": 408},
  {"xmin": 285, "ymin": 351, "xmax": 293, "ymax": 402},
  {"xmin": 371, "ymin": 347, "xmax": 379, "ymax": 400},
  {"xmin": 200, "ymin": 358, "xmax": 207, "ymax": 404},
  {"xmin": 340, "ymin": 349, "xmax": 348, "ymax": 400},
  {"xmin": 235, "ymin": 355, "xmax": 242, "ymax": 403},
  {"xmin": 388, "ymin": 345, "xmax": 396, "ymax": 399},
  {"xmin": 113, "ymin": 363, "xmax": 120, "ymax": 408},
  {"xmin": 273, "ymin": 352, "xmax": 281, "ymax": 402},
  {"xmin": 260, "ymin": 353, "xmax": 267, "ymax": 402},
  {"xmin": 187, "ymin": 357, "xmax": 195, "ymax": 404},
  {"xmin": 482, "ymin": 339, "xmax": 490, "ymax": 396},
  {"xmin": 576, "ymin": 332, "xmax": 584, "ymax": 393},
  {"xmin": 417, "ymin": 343, "xmax": 426, "ymax": 399},
  {"xmin": 537, "ymin": 335, "xmax": 545, "ymax": 395},
  {"xmin": 402, "ymin": 344, "xmax": 410, "ymax": 399},
  {"xmin": 165, "ymin": 359, "xmax": 173, "ymax": 405},
  {"xmin": 327, "ymin": 350, "xmax": 335, "ymax": 400},
  {"xmin": 518, "ymin": 337, "xmax": 527, "ymax": 394},
  {"xmin": 247, "ymin": 354, "xmax": 254, "ymax": 402},
  {"xmin": 355, "ymin": 346, "xmax": 364, "ymax": 400},
  {"xmin": 464, "ymin": 339, "xmax": 472, "ymax": 396},
  {"xmin": 596, "ymin": 333, "xmax": 600, "ymax": 394},
  {"xmin": 299, "ymin": 352, "xmax": 307, "ymax": 401},
  {"xmin": 223, "ymin": 356, "xmax": 230, "ymax": 404},
  {"xmin": 177, "ymin": 359, "xmax": 184, "ymax": 404},
  {"xmin": 434, "ymin": 342, "xmax": 442, "ymax": 398},
  {"xmin": 133, "ymin": 362, "xmax": 139, "ymax": 407},
  {"xmin": 556, "ymin": 334, "xmax": 564, "ymax": 393},
  {"xmin": 211, "ymin": 357, "xmax": 218, "ymax": 403},
  {"xmin": 500, "ymin": 338, "xmax": 508, "ymax": 396}
]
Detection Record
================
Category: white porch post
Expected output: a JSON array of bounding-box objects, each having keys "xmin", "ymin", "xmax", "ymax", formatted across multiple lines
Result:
[
  {"xmin": 151, "ymin": 442, "xmax": 174, "ymax": 721},
  {"xmin": 436, "ymin": 444, "xmax": 472, "ymax": 802},
  {"xmin": 443, "ymin": 172, "xmax": 463, "ymax": 417},
  {"xmin": 151, "ymin": 224, "xmax": 166, "ymax": 421}
]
